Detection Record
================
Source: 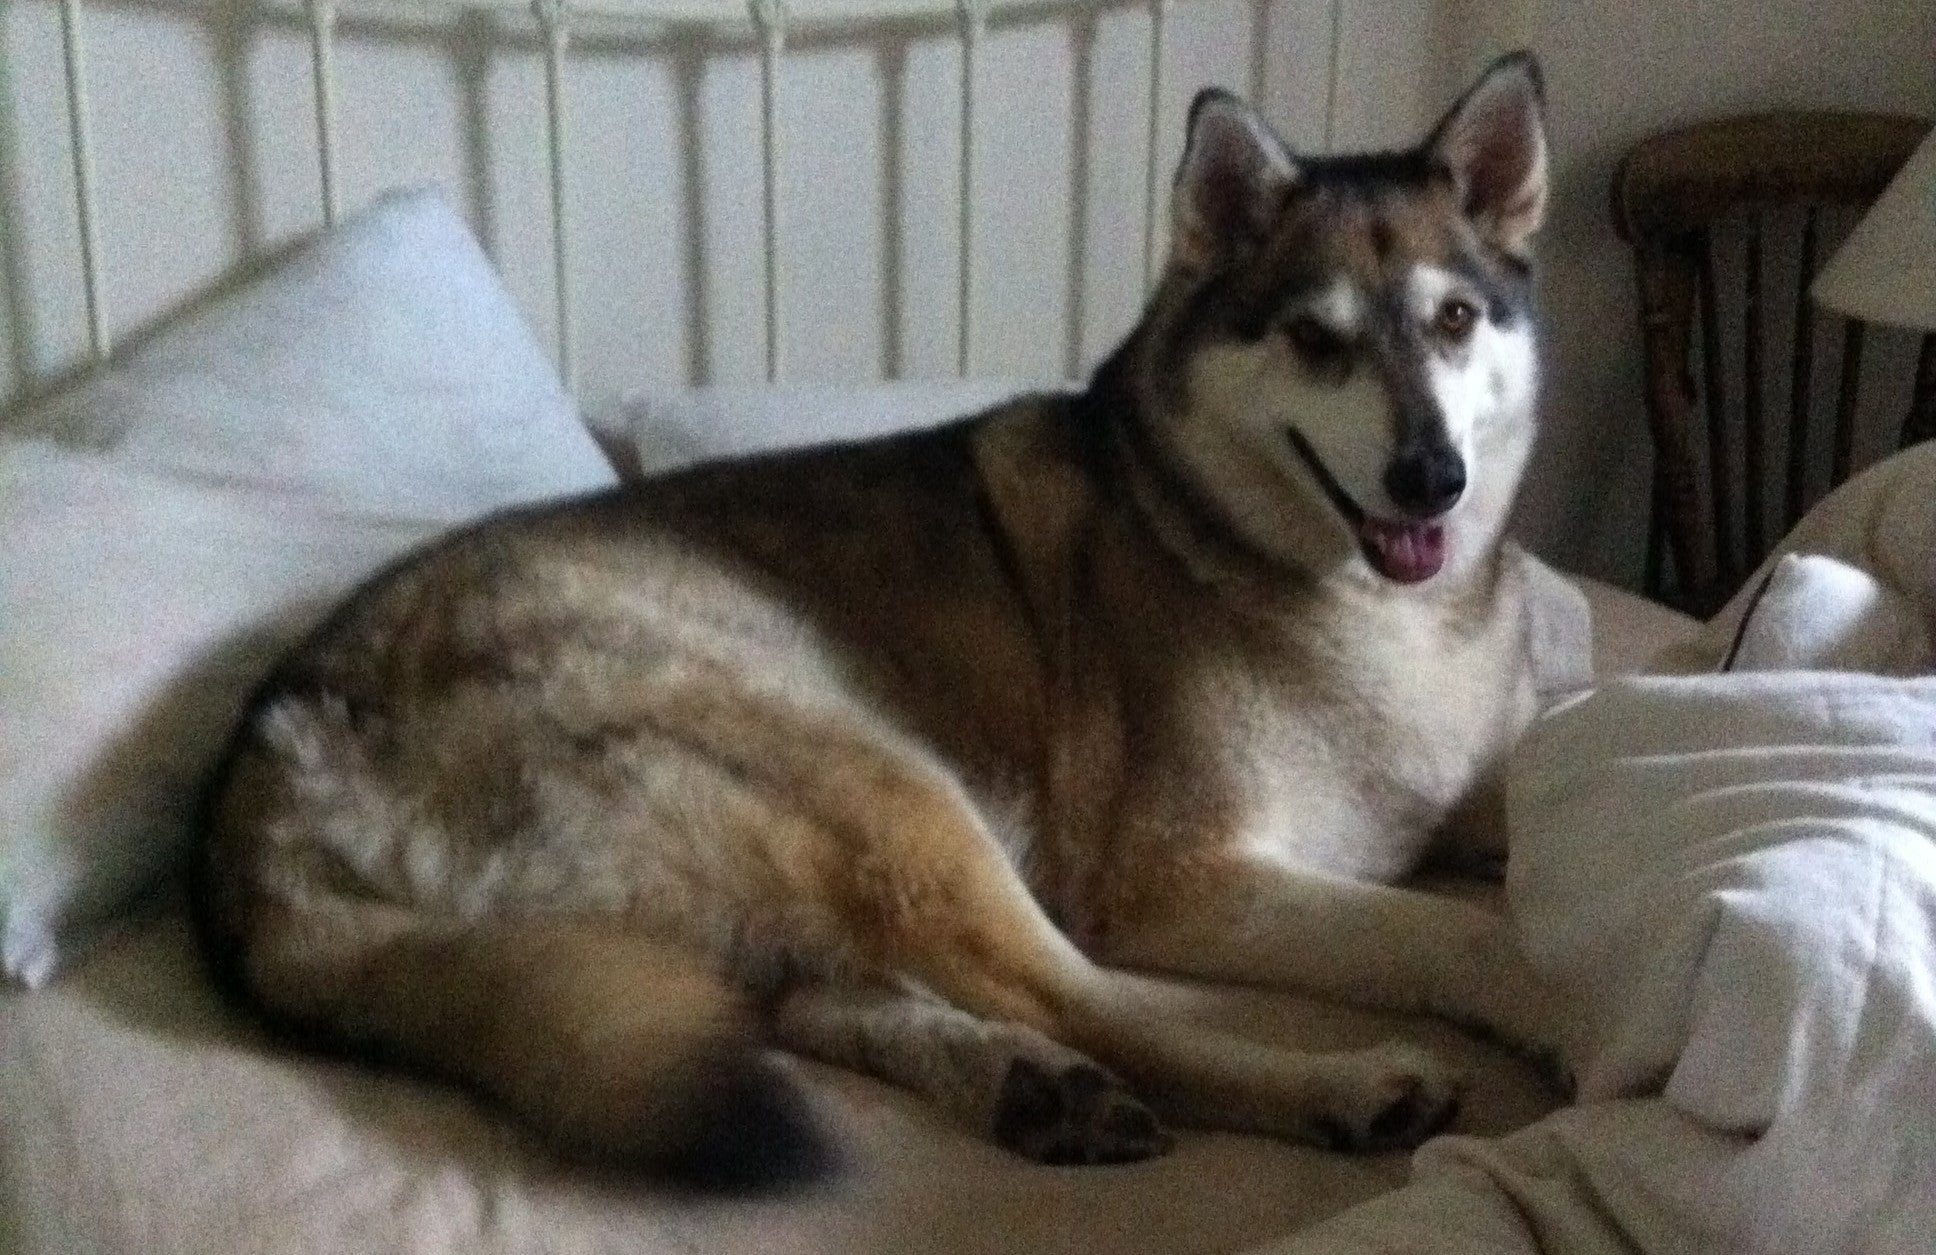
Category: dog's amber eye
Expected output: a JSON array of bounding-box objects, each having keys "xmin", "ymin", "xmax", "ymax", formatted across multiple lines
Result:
[{"xmin": 1433, "ymin": 298, "xmax": 1478, "ymax": 342}]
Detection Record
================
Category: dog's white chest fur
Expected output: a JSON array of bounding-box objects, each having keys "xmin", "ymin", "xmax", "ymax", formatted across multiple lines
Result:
[{"xmin": 1209, "ymin": 584, "xmax": 1525, "ymax": 882}]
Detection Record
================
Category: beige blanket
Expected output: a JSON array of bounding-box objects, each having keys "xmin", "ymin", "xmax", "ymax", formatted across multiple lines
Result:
[{"xmin": 2, "ymin": 896, "xmax": 1561, "ymax": 1255}]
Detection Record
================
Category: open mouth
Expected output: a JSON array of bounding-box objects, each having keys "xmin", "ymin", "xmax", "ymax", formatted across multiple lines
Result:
[{"xmin": 1285, "ymin": 428, "xmax": 1447, "ymax": 584}]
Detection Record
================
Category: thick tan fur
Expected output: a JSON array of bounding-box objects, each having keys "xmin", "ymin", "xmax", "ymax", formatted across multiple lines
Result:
[{"xmin": 197, "ymin": 56, "xmax": 1562, "ymax": 1182}]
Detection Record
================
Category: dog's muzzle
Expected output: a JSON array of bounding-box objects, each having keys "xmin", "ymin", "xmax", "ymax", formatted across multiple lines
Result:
[{"xmin": 1287, "ymin": 429, "xmax": 1459, "ymax": 585}]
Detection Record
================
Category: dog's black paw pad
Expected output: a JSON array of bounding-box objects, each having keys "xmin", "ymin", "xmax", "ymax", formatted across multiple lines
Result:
[
  {"xmin": 1332, "ymin": 1078, "xmax": 1459, "ymax": 1153},
  {"xmin": 1313, "ymin": 1047, "xmax": 1464, "ymax": 1153},
  {"xmin": 993, "ymin": 1059, "xmax": 1173, "ymax": 1166}
]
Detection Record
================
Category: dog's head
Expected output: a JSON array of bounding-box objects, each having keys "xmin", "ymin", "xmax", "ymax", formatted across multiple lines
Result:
[{"xmin": 1109, "ymin": 53, "xmax": 1548, "ymax": 590}]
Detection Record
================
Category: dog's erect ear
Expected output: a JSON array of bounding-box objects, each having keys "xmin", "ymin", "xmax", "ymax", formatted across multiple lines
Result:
[
  {"xmin": 1171, "ymin": 90, "xmax": 1298, "ymax": 272},
  {"xmin": 1428, "ymin": 52, "xmax": 1548, "ymax": 256}
]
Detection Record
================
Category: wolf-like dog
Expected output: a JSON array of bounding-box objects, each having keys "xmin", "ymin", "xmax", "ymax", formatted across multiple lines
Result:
[{"xmin": 196, "ymin": 53, "xmax": 1558, "ymax": 1188}]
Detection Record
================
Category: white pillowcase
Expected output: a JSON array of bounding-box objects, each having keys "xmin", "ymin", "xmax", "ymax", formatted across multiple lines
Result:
[
  {"xmin": 15, "ymin": 188, "xmax": 611, "ymax": 514},
  {"xmin": 1656, "ymin": 441, "xmax": 1936, "ymax": 674},
  {"xmin": 605, "ymin": 378, "xmax": 1051, "ymax": 475},
  {"xmin": 1, "ymin": 189, "xmax": 616, "ymax": 986},
  {"xmin": 1728, "ymin": 553, "xmax": 1934, "ymax": 675},
  {"xmin": 0, "ymin": 445, "xmax": 454, "ymax": 986}
]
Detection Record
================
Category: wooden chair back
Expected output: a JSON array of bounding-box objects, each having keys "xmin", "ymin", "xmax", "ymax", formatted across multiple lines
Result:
[{"xmin": 1612, "ymin": 111, "xmax": 1933, "ymax": 614}]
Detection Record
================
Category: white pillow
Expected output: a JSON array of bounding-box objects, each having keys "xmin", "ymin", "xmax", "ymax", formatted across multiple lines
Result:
[
  {"xmin": 14, "ymin": 187, "xmax": 612, "ymax": 513},
  {"xmin": 605, "ymin": 379, "xmax": 1053, "ymax": 476},
  {"xmin": 1, "ymin": 190, "xmax": 616, "ymax": 986},
  {"xmin": 1727, "ymin": 553, "xmax": 1934, "ymax": 675},
  {"xmin": 0, "ymin": 444, "xmax": 456, "ymax": 986},
  {"xmin": 1657, "ymin": 441, "xmax": 1936, "ymax": 674}
]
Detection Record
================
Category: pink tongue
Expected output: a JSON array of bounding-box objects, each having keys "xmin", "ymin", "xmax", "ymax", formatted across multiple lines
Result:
[{"xmin": 1360, "ymin": 519, "xmax": 1447, "ymax": 583}]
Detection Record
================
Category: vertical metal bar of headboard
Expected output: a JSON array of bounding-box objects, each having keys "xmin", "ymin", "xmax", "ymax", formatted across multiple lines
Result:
[
  {"xmin": 753, "ymin": 0, "xmax": 787, "ymax": 383},
  {"xmin": 305, "ymin": 0, "xmax": 341, "ymax": 226},
  {"xmin": 956, "ymin": 0, "xmax": 985, "ymax": 376},
  {"xmin": 1140, "ymin": 0, "xmax": 1169, "ymax": 291},
  {"xmin": 57, "ymin": 0, "xmax": 109, "ymax": 363},
  {"xmin": 534, "ymin": 0, "xmax": 575, "ymax": 388},
  {"xmin": 1321, "ymin": 0, "xmax": 1345, "ymax": 151},
  {"xmin": 1246, "ymin": 0, "xmax": 1268, "ymax": 108}
]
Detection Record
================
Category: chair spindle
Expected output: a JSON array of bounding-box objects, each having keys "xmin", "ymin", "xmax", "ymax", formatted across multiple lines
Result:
[
  {"xmin": 1742, "ymin": 213, "xmax": 1765, "ymax": 564},
  {"xmin": 1784, "ymin": 208, "xmax": 1818, "ymax": 527},
  {"xmin": 1697, "ymin": 232, "xmax": 1738, "ymax": 591},
  {"xmin": 1831, "ymin": 320, "xmax": 1865, "ymax": 485}
]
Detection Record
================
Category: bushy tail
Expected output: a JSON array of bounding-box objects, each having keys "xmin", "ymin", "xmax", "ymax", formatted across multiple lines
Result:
[{"xmin": 198, "ymin": 890, "xmax": 835, "ymax": 1192}]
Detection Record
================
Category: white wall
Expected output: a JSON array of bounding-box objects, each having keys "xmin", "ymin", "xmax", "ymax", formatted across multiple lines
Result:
[{"xmin": 3, "ymin": 0, "xmax": 1932, "ymax": 584}]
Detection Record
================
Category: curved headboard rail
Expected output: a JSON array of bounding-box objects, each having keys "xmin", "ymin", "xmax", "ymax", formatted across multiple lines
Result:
[{"xmin": 46, "ymin": 0, "xmax": 1279, "ymax": 393}]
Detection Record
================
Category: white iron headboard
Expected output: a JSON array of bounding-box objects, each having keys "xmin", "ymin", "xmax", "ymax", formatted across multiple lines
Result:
[{"xmin": 27, "ymin": 0, "xmax": 1346, "ymax": 412}]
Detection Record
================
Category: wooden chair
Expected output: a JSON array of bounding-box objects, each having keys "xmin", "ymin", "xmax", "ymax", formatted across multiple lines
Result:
[{"xmin": 1612, "ymin": 111, "xmax": 1934, "ymax": 615}]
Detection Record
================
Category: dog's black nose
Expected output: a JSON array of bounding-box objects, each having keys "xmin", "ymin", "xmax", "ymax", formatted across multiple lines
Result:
[{"xmin": 1384, "ymin": 446, "xmax": 1466, "ymax": 517}]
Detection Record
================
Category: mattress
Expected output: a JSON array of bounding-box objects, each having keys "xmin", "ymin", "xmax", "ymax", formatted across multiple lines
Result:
[{"xmin": 0, "ymin": 578, "xmax": 1694, "ymax": 1255}]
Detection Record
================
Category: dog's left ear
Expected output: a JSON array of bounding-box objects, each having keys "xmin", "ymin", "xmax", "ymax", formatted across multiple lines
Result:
[
  {"xmin": 1171, "ymin": 90, "xmax": 1298, "ymax": 273},
  {"xmin": 1428, "ymin": 52, "xmax": 1548, "ymax": 256}
]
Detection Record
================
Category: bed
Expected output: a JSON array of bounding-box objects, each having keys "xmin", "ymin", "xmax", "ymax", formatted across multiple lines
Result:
[{"xmin": 4, "ymin": 3, "xmax": 1932, "ymax": 1252}]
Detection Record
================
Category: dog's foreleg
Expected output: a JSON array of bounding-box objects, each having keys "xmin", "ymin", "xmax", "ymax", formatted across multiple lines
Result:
[{"xmin": 1096, "ymin": 854, "xmax": 1569, "ymax": 1060}]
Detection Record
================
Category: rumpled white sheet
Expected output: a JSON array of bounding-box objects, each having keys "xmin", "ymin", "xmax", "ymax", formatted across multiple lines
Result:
[
  {"xmin": 1513, "ymin": 673, "xmax": 1936, "ymax": 1252},
  {"xmin": 1278, "ymin": 677, "xmax": 1936, "ymax": 1255},
  {"xmin": 1269, "ymin": 444, "xmax": 1936, "ymax": 1255}
]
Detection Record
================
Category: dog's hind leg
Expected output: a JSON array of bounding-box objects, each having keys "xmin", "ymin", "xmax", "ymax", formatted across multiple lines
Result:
[
  {"xmin": 615, "ymin": 679, "xmax": 1460, "ymax": 1151},
  {"xmin": 884, "ymin": 859, "xmax": 1464, "ymax": 1153},
  {"xmin": 773, "ymin": 982, "xmax": 1172, "ymax": 1164},
  {"xmin": 765, "ymin": 757, "xmax": 1460, "ymax": 1151}
]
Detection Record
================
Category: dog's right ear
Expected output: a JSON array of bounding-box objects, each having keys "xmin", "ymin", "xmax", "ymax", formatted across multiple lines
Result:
[
  {"xmin": 1428, "ymin": 52, "xmax": 1548, "ymax": 257},
  {"xmin": 1170, "ymin": 90, "xmax": 1298, "ymax": 273}
]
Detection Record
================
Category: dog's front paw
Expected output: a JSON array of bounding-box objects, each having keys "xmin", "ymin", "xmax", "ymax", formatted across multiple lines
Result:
[{"xmin": 1311, "ymin": 1042, "xmax": 1463, "ymax": 1152}]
